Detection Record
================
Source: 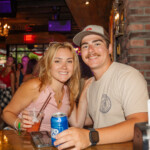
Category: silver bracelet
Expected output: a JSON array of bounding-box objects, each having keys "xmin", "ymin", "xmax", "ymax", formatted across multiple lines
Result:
[{"xmin": 14, "ymin": 118, "xmax": 19, "ymax": 130}]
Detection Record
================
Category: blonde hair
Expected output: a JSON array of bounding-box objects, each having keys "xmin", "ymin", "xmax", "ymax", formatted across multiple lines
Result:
[{"xmin": 39, "ymin": 42, "xmax": 81, "ymax": 115}]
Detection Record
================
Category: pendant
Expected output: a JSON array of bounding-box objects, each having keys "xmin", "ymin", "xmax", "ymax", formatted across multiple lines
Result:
[{"xmin": 59, "ymin": 100, "xmax": 61, "ymax": 103}]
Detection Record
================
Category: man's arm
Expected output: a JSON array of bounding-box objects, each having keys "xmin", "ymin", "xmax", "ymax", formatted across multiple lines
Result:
[
  {"xmin": 55, "ymin": 112, "xmax": 148, "ymax": 150},
  {"xmin": 97, "ymin": 112, "xmax": 148, "ymax": 144}
]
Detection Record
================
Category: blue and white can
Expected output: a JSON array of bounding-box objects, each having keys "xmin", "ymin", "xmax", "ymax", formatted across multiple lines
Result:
[{"xmin": 51, "ymin": 112, "xmax": 68, "ymax": 146}]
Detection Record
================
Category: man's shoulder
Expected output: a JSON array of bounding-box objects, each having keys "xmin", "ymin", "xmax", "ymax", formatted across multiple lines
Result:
[
  {"xmin": 112, "ymin": 62, "xmax": 146, "ymax": 88},
  {"xmin": 112, "ymin": 62, "xmax": 133, "ymax": 69},
  {"xmin": 112, "ymin": 62, "xmax": 140, "ymax": 74}
]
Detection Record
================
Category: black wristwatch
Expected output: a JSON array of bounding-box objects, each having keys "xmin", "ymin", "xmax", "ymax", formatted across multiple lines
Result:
[{"xmin": 88, "ymin": 128, "xmax": 99, "ymax": 146}]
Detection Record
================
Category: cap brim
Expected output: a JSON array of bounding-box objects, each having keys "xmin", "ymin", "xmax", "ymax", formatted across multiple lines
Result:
[{"xmin": 73, "ymin": 31, "xmax": 109, "ymax": 46}]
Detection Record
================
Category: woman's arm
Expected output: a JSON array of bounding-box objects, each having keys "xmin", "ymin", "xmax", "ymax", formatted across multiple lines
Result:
[
  {"xmin": 69, "ymin": 78, "xmax": 93, "ymax": 127},
  {"xmin": 2, "ymin": 78, "xmax": 40, "ymax": 130}
]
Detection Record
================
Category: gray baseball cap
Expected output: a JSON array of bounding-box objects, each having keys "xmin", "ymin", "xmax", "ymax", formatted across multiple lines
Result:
[{"xmin": 73, "ymin": 25, "xmax": 110, "ymax": 46}]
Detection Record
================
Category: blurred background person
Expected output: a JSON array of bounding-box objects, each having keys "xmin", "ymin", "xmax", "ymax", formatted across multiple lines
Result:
[
  {"xmin": 16, "ymin": 56, "xmax": 29, "ymax": 89},
  {"xmin": 21, "ymin": 56, "xmax": 30, "ymax": 75},
  {"xmin": 15, "ymin": 63, "xmax": 23, "ymax": 89},
  {"xmin": 32, "ymin": 60, "xmax": 40, "ymax": 78},
  {"xmin": 23, "ymin": 58, "xmax": 38, "ymax": 82},
  {"xmin": 0, "ymin": 56, "xmax": 15, "ymax": 110},
  {"xmin": 0, "ymin": 106, "xmax": 5, "ymax": 129}
]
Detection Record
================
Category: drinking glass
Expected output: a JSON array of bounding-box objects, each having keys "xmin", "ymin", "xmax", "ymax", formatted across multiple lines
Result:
[{"xmin": 26, "ymin": 111, "xmax": 44, "ymax": 132}]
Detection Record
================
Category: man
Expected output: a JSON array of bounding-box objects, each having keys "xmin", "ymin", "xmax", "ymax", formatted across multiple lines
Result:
[{"xmin": 54, "ymin": 25, "xmax": 149, "ymax": 149}]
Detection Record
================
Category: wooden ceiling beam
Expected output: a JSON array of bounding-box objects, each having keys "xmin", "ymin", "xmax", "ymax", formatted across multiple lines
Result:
[
  {"xmin": 17, "ymin": 0, "xmax": 66, "ymax": 8},
  {"xmin": 65, "ymin": 0, "xmax": 113, "ymax": 31},
  {"xmin": 0, "ymin": 0, "xmax": 113, "ymax": 43},
  {"xmin": 17, "ymin": 8, "xmax": 70, "ymax": 16},
  {"xmin": 3, "ymin": 18, "xmax": 49, "ymax": 25},
  {"xmin": 17, "ymin": 6, "xmax": 70, "ymax": 13}
]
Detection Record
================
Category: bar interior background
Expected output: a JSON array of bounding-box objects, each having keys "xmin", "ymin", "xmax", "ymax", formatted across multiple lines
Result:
[{"xmin": 0, "ymin": 0, "xmax": 149, "ymax": 96}]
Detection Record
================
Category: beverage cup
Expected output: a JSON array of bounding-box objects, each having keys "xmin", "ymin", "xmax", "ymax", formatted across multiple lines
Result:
[{"xmin": 26, "ymin": 111, "xmax": 44, "ymax": 132}]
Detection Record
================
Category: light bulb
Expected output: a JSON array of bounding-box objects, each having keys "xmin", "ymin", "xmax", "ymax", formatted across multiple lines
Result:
[{"xmin": 85, "ymin": 1, "xmax": 90, "ymax": 5}]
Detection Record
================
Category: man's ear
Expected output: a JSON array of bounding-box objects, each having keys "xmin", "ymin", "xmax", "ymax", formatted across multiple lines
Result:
[{"xmin": 108, "ymin": 43, "xmax": 113, "ymax": 55}]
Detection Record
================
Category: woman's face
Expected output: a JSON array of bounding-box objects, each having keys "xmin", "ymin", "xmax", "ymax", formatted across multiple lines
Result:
[
  {"xmin": 17, "ymin": 63, "xmax": 22, "ymax": 69},
  {"xmin": 50, "ymin": 47, "xmax": 74, "ymax": 84},
  {"xmin": 6, "ymin": 57, "xmax": 14, "ymax": 67},
  {"xmin": 22, "ymin": 57, "xmax": 29, "ymax": 66}
]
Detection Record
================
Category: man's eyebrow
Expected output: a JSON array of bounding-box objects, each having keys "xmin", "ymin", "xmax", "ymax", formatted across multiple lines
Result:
[
  {"xmin": 81, "ymin": 39, "xmax": 104, "ymax": 46},
  {"xmin": 93, "ymin": 39, "xmax": 103, "ymax": 43}
]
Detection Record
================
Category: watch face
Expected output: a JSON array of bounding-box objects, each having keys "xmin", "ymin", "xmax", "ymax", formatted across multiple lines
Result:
[{"xmin": 90, "ymin": 131, "xmax": 99, "ymax": 143}]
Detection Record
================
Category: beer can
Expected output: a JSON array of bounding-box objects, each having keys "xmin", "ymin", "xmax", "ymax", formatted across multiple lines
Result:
[{"xmin": 51, "ymin": 112, "xmax": 68, "ymax": 146}]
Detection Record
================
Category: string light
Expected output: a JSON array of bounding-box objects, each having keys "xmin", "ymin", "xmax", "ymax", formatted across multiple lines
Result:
[
  {"xmin": 85, "ymin": 0, "xmax": 90, "ymax": 5},
  {"xmin": 115, "ymin": 13, "xmax": 119, "ymax": 21},
  {"xmin": 0, "ymin": 22, "xmax": 10, "ymax": 37},
  {"xmin": 3, "ymin": 135, "xmax": 8, "ymax": 143}
]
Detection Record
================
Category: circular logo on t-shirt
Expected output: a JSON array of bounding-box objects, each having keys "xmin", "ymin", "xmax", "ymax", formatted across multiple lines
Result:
[{"xmin": 100, "ymin": 94, "xmax": 111, "ymax": 113}]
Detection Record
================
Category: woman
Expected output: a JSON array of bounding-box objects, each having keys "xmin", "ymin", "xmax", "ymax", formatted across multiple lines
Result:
[
  {"xmin": 23, "ymin": 58, "xmax": 38, "ymax": 82},
  {"xmin": 0, "ymin": 56, "xmax": 15, "ymax": 110},
  {"xmin": 15, "ymin": 63, "xmax": 23, "ymax": 88},
  {"xmin": 2, "ymin": 42, "xmax": 80, "ymax": 131},
  {"xmin": 16, "ymin": 56, "xmax": 29, "ymax": 89}
]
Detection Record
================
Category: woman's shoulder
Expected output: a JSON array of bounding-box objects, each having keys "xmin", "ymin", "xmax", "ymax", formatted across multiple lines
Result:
[
  {"xmin": 21, "ymin": 77, "xmax": 41, "ymax": 90},
  {"xmin": 23, "ymin": 74, "xmax": 33, "ymax": 82}
]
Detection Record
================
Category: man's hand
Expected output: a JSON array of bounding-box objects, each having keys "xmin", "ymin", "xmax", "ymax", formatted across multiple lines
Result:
[{"xmin": 54, "ymin": 127, "xmax": 91, "ymax": 150}]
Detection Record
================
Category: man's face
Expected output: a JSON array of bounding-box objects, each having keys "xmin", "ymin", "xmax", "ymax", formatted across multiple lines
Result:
[{"xmin": 80, "ymin": 34, "xmax": 111, "ymax": 71}]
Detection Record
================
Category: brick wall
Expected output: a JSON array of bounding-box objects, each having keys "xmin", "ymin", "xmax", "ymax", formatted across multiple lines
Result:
[{"xmin": 119, "ymin": 0, "xmax": 150, "ymax": 96}]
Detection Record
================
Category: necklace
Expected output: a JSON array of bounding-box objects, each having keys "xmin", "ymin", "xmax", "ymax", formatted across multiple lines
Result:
[
  {"xmin": 55, "ymin": 97, "xmax": 62, "ymax": 109},
  {"xmin": 53, "ymin": 86, "xmax": 65, "ymax": 108},
  {"xmin": 55, "ymin": 89, "xmax": 64, "ymax": 107}
]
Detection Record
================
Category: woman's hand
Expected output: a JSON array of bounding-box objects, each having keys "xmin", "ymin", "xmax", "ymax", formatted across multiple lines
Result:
[
  {"xmin": 79, "ymin": 77, "xmax": 93, "ymax": 102},
  {"xmin": 69, "ymin": 77, "xmax": 93, "ymax": 128},
  {"xmin": 20, "ymin": 110, "xmax": 34, "ymax": 130}
]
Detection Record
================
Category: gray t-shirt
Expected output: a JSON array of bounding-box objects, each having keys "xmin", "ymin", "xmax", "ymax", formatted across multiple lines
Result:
[{"xmin": 87, "ymin": 62, "xmax": 149, "ymax": 128}]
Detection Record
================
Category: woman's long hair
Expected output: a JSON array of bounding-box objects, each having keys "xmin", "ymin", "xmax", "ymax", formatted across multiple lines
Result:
[
  {"xmin": 26, "ymin": 59, "xmax": 37, "ymax": 74},
  {"xmin": 39, "ymin": 42, "xmax": 81, "ymax": 115}
]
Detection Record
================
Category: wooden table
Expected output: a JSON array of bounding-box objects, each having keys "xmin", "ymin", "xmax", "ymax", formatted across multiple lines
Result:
[{"xmin": 0, "ymin": 130, "xmax": 133, "ymax": 150}]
